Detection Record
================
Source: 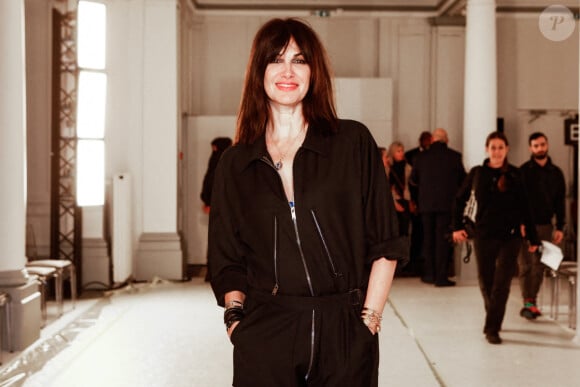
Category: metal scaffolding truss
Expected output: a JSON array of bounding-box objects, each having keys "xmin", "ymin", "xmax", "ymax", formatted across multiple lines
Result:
[{"xmin": 50, "ymin": 7, "xmax": 82, "ymax": 290}]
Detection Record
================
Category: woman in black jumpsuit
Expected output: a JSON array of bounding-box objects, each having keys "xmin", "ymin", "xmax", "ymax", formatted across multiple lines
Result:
[{"xmin": 208, "ymin": 18, "xmax": 408, "ymax": 386}]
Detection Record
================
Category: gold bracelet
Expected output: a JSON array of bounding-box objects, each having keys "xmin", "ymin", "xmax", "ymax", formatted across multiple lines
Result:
[{"xmin": 361, "ymin": 307, "xmax": 382, "ymax": 333}]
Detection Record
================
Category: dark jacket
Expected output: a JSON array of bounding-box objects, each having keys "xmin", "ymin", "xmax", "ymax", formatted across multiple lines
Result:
[
  {"xmin": 410, "ymin": 141, "xmax": 466, "ymax": 213},
  {"xmin": 452, "ymin": 160, "xmax": 540, "ymax": 244},
  {"xmin": 404, "ymin": 146, "xmax": 424, "ymax": 167},
  {"xmin": 208, "ymin": 120, "xmax": 408, "ymax": 306},
  {"xmin": 200, "ymin": 137, "xmax": 232, "ymax": 207},
  {"xmin": 520, "ymin": 156, "xmax": 566, "ymax": 230}
]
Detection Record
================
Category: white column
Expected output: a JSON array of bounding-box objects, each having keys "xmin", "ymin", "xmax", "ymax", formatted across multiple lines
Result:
[
  {"xmin": 142, "ymin": 0, "xmax": 178, "ymax": 233},
  {"xmin": 463, "ymin": 0, "xmax": 497, "ymax": 169},
  {"xmin": 136, "ymin": 0, "xmax": 183, "ymax": 281},
  {"xmin": 0, "ymin": 0, "xmax": 28, "ymax": 285},
  {"xmin": 0, "ymin": 0, "xmax": 42, "ymax": 351}
]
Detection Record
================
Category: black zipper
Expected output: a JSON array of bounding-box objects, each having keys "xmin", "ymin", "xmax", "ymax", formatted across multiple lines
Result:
[
  {"xmin": 291, "ymin": 202, "xmax": 314, "ymax": 296},
  {"xmin": 310, "ymin": 209, "xmax": 342, "ymax": 278},
  {"xmin": 305, "ymin": 309, "xmax": 315, "ymax": 381},
  {"xmin": 261, "ymin": 154, "xmax": 316, "ymax": 379},
  {"xmin": 261, "ymin": 156, "xmax": 314, "ymax": 297},
  {"xmin": 272, "ymin": 216, "xmax": 279, "ymax": 295}
]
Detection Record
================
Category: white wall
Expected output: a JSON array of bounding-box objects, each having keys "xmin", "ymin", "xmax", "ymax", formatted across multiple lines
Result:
[
  {"xmin": 182, "ymin": 116, "xmax": 235, "ymax": 264},
  {"xmin": 393, "ymin": 21, "xmax": 432, "ymax": 148},
  {"xmin": 431, "ymin": 25, "xmax": 465, "ymax": 151},
  {"xmin": 497, "ymin": 15, "xmax": 578, "ymax": 200},
  {"xmin": 335, "ymin": 77, "xmax": 393, "ymax": 147},
  {"xmin": 189, "ymin": 14, "xmax": 578, "ymax": 155},
  {"xmin": 23, "ymin": 8, "xmax": 580, "ymax": 267}
]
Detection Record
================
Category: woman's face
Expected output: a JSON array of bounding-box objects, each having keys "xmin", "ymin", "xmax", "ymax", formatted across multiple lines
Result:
[
  {"xmin": 486, "ymin": 138, "xmax": 509, "ymax": 167},
  {"xmin": 392, "ymin": 146, "xmax": 405, "ymax": 162},
  {"xmin": 264, "ymin": 38, "xmax": 311, "ymax": 109}
]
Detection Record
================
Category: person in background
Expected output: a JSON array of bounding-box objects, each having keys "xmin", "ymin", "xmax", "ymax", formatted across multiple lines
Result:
[
  {"xmin": 404, "ymin": 131, "xmax": 432, "ymax": 276},
  {"xmin": 518, "ymin": 132, "xmax": 566, "ymax": 320},
  {"xmin": 405, "ymin": 131, "xmax": 432, "ymax": 167},
  {"xmin": 379, "ymin": 146, "xmax": 388, "ymax": 169},
  {"xmin": 452, "ymin": 131, "xmax": 540, "ymax": 345},
  {"xmin": 411, "ymin": 128, "xmax": 466, "ymax": 286},
  {"xmin": 201, "ymin": 136, "xmax": 232, "ymax": 281},
  {"xmin": 385, "ymin": 141, "xmax": 415, "ymax": 277},
  {"xmin": 208, "ymin": 18, "xmax": 408, "ymax": 386},
  {"xmin": 200, "ymin": 137, "xmax": 233, "ymax": 214},
  {"xmin": 384, "ymin": 141, "xmax": 413, "ymax": 237}
]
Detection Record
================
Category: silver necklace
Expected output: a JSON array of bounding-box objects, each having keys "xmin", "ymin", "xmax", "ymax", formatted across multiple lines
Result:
[{"xmin": 268, "ymin": 128, "xmax": 305, "ymax": 171}]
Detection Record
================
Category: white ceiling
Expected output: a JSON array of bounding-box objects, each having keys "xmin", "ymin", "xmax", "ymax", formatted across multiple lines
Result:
[{"xmin": 190, "ymin": 0, "xmax": 579, "ymax": 16}]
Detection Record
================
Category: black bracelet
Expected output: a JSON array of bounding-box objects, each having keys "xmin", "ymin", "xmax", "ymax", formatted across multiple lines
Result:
[{"xmin": 224, "ymin": 306, "xmax": 245, "ymax": 329}]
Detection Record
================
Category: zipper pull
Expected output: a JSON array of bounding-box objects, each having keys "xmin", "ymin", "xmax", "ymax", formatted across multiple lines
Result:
[
  {"xmin": 289, "ymin": 201, "xmax": 296, "ymax": 221},
  {"xmin": 272, "ymin": 283, "xmax": 279, "ymax": 296}
]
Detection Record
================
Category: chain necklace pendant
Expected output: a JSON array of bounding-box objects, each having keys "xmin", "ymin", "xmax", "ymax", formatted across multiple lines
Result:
[{"xmin": 267, "ymin": 125, "xmax": 305, "ymax": 172}]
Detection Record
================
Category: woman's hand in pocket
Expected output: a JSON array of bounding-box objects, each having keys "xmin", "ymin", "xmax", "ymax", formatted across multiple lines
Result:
[{"xmin": 227, "ymin": 321, "xmax": 240, "ymax": 338}]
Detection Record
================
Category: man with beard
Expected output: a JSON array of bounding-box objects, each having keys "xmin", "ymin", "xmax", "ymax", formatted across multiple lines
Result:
[{"xmin": 518, "ymin": 132, "xmax": 566, "ymax": 320}]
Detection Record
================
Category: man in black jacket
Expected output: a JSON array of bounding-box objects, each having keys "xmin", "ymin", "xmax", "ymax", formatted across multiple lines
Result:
[
  {"xmin": 518, "ymin": 132, "xmax": 566, "ymax": 319},
  {"xmin": 200, "ymin": 137, "xmax": 232, "ymax": 213},
  {"xmin": 201, "ymin": 136, "xmax": 232, "ymax": 281},
  {"xmin": 405, "ymin": 131, "xmax": 432, "ymax": 167},
  {"xmin": 403, "ymin": 131, "xmax": 432, "ymax": 276},
  {"xmin": 411, "ymin": 128, "xmax": 466, "ymax": 286}
]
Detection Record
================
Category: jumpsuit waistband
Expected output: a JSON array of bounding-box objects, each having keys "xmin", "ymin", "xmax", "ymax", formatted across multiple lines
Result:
[{"xmin": 248, "ymin": 288, "xmax": 364, "ymax": 310}]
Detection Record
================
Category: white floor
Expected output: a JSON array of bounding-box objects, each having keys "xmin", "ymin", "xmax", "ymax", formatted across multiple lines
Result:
[{"xmin": 1, "ymin": 276, "xmax": 579, "ymax": 387}]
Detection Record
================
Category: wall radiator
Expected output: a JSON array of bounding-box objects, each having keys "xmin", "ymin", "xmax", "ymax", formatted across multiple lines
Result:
[{"xmin": 112, "ymin": 173, "xmax": 133, "ymax": 284}]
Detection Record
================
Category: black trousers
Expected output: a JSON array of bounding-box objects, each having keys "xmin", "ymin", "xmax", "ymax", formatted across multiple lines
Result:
[
  {"xmin": 230, "ymin": 290, "xmax": 379, "ymax": 387},
  {"xmin": 473, "ymin": 237, "xmax": 521, "ymax": 334},
  {"xmin": 396, "ymin": 210, "xmax": 410, "ymax": 237},
  {"xmin": 421, "ymin": 212, "xmax": 452, "ymax": 284},
  {"xmin": 407, "ymin": 212, "xmax": 424, "ymax": 275}
]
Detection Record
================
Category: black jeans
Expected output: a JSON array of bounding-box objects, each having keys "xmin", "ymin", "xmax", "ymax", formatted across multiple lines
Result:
[
  {"xmin": 231, "ymin": 290, "xmax": 379, "ymax": 387},
  {"xmin": 473, "ymin": 237, "xmax": 521, "ymax": 334}
]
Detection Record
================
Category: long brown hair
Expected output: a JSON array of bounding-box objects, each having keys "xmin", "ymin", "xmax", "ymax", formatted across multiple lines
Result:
[{"xmin": 235, "ymin": 18, "xmax": 338, "ymax": 144}]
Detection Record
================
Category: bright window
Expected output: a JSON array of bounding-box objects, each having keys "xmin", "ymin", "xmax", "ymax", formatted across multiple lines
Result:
[
  {"xmin": 77, "ymin": 71, "xmax": 107, "ymax": 139},
  {"xmin": 76, "ymin": 0, "xmax": 107, "ymax": 206},
  {"xmin": 77, "ymin": 1, "xmax": 106, "ymax": 69},
  {"xmin": 77, "ymin": 140, "xmax": 105, "ymax": 206}
]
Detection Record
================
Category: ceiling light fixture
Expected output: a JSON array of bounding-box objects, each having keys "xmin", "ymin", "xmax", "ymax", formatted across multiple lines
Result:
[{"xmin": 312, "ymin": 9, "xmax": 331, "ymax": 17}]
